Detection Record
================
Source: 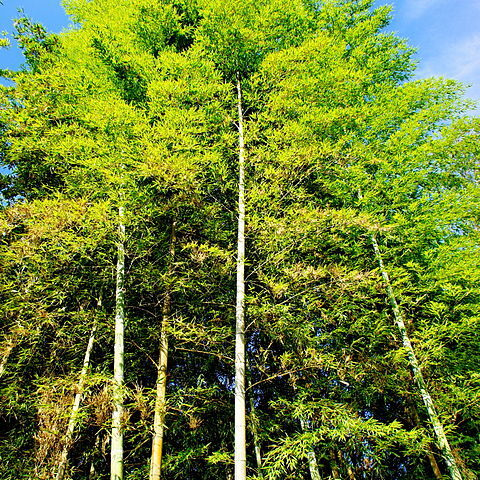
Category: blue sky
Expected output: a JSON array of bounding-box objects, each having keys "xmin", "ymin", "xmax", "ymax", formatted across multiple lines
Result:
[
  {"xmin": 0, "ymin": 0, "xmax": 479, "ymax": 110},
  {"xmin": 377, "ymin": 0, "xmax": 480, "ymax": 109}
]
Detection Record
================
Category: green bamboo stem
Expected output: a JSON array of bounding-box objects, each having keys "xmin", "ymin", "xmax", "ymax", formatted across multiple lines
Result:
[{"xmin": 372, "ymin": 235, "xmax": 463, "ymax": 480}]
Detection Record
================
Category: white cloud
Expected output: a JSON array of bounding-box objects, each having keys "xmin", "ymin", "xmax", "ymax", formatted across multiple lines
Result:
[
  {"xmin": 417, "ymin": 34, "xmax": 480, "ymax": 84},
  {"xmin": 415, "ymin": 34, "xmax": 480, "ymax": 112},
  {"xmin": 450, "ymin": 34, "xmax": 480, "ymax": 81}
]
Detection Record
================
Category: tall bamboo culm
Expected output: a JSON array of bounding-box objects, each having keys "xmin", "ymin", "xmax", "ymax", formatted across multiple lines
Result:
[
  {"xmin": 56, "ymin": 320, "xmax": 97, "ymax": 480},
  {"xmin": 149, "ymin": 221, "xmax": 176, "ymax": 480},
  {"xmin": 372, "ymin": 235, "xmax": 463, "ymax": 480},
  {"xmin": 235, "ymin": 75, "xmax": 247, "ymax": 480},
  {"xmin": 111, "ymin": 205, "xmax": 126, "ymax": 480}
]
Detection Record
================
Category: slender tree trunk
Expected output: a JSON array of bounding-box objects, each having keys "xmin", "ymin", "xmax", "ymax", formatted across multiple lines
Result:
[
  {"xmin": 300, "ymin": 418, "xmax": 322, "ymax": 480},
  {"xmin": 249, "ymin": 396, "xmax": 263, "ymax": 477},
  {"xmin": 346, "ymin": 464, "xmax": 357, "ymax": 480},
  {"xmin": 427, "ymin": 447, "xmax": 444, "ymax": 479},
  {"xmin": 87, "ymin": 432, "xmax": 102, "ymax": 480},
  {"xmin": 149, "ymin": 221, "xmax": 176, "ymax": 480},
  {"xmin": 345, "ymin": 460, "xmax": 357, "ymax": 480},
  {"xmin": 408, "ymin": 401, "xmax": 443, "ymax": 480},
  {"xmin": 234, "ymin": 75, "xmax": 247, "ymax": 480},
  {"xmin": 89, "ymin": 460, "xmax": 97, "ymax": 480},
  {"xmin": 306, "ymin": 450, "xmax": 322, "ymax": 480},
  {"xmin": 329, "ymin": 450, "xmax": 340, "ymax": 480},
  {"xmin": 372, "ymin": 235, "xmax": 463, "ymax": 480},
  {"xmin": 111, "ymin": 205, "xmax": 126, "ymax": 480},
  {"xmin": 335, "ymin": 451, "xmax": 357, "ymax": 480},
  {"xmin": 56, "ymin": 321, "xmax": 97, "ymax": 480}
]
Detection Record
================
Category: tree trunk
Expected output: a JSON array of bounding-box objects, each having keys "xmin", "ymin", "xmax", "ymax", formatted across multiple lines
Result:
[
  {"xmin": 56, "ymin": 321, "xmax": 97, "ymax": 480},
  {"xmin": 346, "ymin": 465, "xmax": 357, "ymax": 480},
  {"xmin": 235, "ymin": 75, "xmax": 247, "ymax": 480},
  {"xmin": 335, "ymin": 451, "xmax": 357, "ymax": 480},
  {"xmin": 300, "ymin": 418, "xmax": 322, "ymax": 480},
  {"xmin": 372, "ymin": 235, "xmax": 463, "ymax": 480},
  {"xmin": 111, "ymin": 205, "xmax": 126, "ymax": 480},
  {"xmin": 87, "ymin": 432, "xmax": 102, "ymax": 480},
  {"xmin": 329, "ymin": 450, "xmax": 340, "ymax": 480},
  {"xmin": 345, "ymin": 462, "xmax": 357, "ymax": 480},
  {"xmin": 427, "ymin": 447, "xmax": 444, "ymax": 479},
  {"xmin": 306, "ymin": 450, "xmax": 322, "ymax": 480},
  {"xmin": 149, "ymin": 221, "xmax": 176, "ymax": 480},
  {"xmin": 408, "ymin": 401, "xmax": 443, "ymax": 480},
  {"xmin": 249, "ymin": 396, "xmax": 263, "ymax": 477}
]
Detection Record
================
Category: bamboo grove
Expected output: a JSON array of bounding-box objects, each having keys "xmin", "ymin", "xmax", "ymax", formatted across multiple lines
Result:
[{"xmin": 0, "ymin": 0, "xmax": 479, "ymax": 479}]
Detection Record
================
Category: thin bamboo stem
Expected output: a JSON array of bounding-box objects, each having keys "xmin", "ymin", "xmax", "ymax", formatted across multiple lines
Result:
[
  {"xmin": 249, "ymin": 396, "xmax": 263, "ymax": 477},
  {"xmin": 111, "ymin": 205, "xmax": 126, "ymax": 480},
  {"xmin": 149, "ymin": 221, "xmax": 176, "ymax": 480},
  {"xmin": 372, "ymin": 235, "xmax": 463, "ymax": 480},
  {"xmin": 234, "ymin": 75, "xmax": 247, "ymax": 480},
  {"xmin": 300, "ymin": 418, "xmax": 322, "ymax": 480},
  {"xmin": 56, "ymin": 321, "xmax": 97, "ymax": 480}
]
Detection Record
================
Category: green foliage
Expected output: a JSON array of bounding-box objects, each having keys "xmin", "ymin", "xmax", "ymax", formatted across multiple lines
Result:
[{"xmin": 13, "ymin": 15, "xmax": 60, "ymax": 72}]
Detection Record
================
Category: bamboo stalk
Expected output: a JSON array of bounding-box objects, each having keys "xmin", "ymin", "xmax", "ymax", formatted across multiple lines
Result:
[
  {"xmin": 408, "ymin": 401, "xmax": 443, "ymax": 480},
  {"xmin": 372, "ymin": 235, "xmax": 463, "ymax": 480},
  {"xmin": 87, "ymin": 432, "xmax": 102, "ymax": 480},
  {"xmin": 249, "ymin": 396, "xmax": 263, "ymax": 477},
  {"xmin": 329, "ymin": 450, "xmax": 341, "ymax": 480},
  {"xmin": 334, "ymin": 450, "xmax": 357, "ymax": 480},
  {"xmin": 149, "ymin": 221, "xmax": 176, "ymax": 480},
  {"xmin": 300, "ymin": 418, "xmax": 322, "ymax": 480},
  {"xmin": 234, "ymin": 75, "xmax": 247, "ymax": 480},
  {"xmin": 56, "ymin": 321, "xmax": 97, "ymax": 480},
  {"xmin": 111, "ymin": 205, "xmax": 126, "ymax": 480}
]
